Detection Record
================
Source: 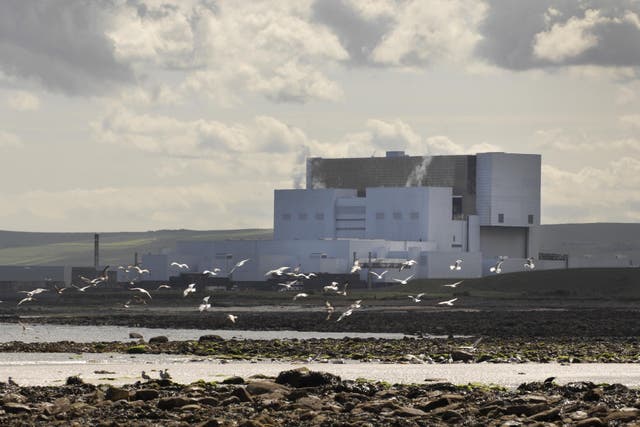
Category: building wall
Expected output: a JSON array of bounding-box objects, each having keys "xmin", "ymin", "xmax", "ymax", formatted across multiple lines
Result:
[
  {"xmin": 480, "ymin": 226, "xmax": 529, "ymax": 259},
  {"xmin": 0, "ymin": 266, "xmax": 65, "ymax": 283},
  {"xmin": 476, "ymin": 153, "xmax": 541, "ymax": 227},
  {"xmin": 140, "ymin": 253, "xmax": 169, "ymax": 281}
]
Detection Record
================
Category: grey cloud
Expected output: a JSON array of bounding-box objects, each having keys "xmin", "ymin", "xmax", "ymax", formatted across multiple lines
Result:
[
  {"xmin": 311, "ymin": 0, "xmax": 391, "ymax": 65},
  {"xmin": 0, "ymin": 0, "xmax": 134, "ymax": 95},
  {"xmin": 477, "ymin": 0, "xmax": 640, "ymax": 70}
]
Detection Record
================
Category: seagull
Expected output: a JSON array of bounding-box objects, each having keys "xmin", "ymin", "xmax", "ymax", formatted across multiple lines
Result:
[
  {"xmin": 449, "ymin": 259, "xmax": 463, "ymax": 271},
  {"xmin": 141, "ymin": 371, "xmax": 151, "ymax": 381},
  {"xmin": 291, "ymin": 272, "xmax": 316, "ymax": 279},
  {"xmin": 7, "ymin": 377, "xmax": 17, "ymax": 386},
  {"xmin": 18, "ymin": 288, "xmax": 48, "ymax": 298},
  {"xmin": 265, "ymin": 266, "xmax": 290, "ymax": 277},
  {"xmin": 408, "ymin": 293, "xmax": 425, "ymax": 303},
  {"xmin": 392, "ymin": 274, "xmax": 415, "ymax": 285},
  {"xmin": 156, "ymin": 284, "xmax": 171, "ymax": 290},
  {"xmin": 159, "ymin": 369, "xmax": 172, "ymax": 380},
  {"xmin": 132, "ymin": 266, "xmax": 150, "ymax": 275},
  {"xmin": 348, "ymin": 300, "xmax": 362, "ymax": 310},
  {"xmin": 524, "ymin": 257, "xmax": 536, "ymax": 270},
  {"xmin": 336, "ymin": 283, "xmax": 349, "ymax": 296},
  {"xmin": 54, "ymin": 285, "xmax": 69, "ymax": 295},
  {"xmin": 198, "ymin": 298, "xmax": 211, "ymax": 312},
  {"xmin": 183, "ymin": 283, "xmax": 196, "ymax": 297},
  {"xmin": 293, "ymin": 293, "xmax": 308, "ymax": 301},
  {"xmin": 170, "ymin": 262, "xmax": 189, "ymax": 269},
  {"xmin": 350, "ymin": 260, "xmax": 362, "ymax": 273},
  {"xmin": 400, "ymin": 259, "xmax": 417, "ymax": 271},
  {"xmin": 203, "ymin": 268, "xmax": 221, "ymax": 277},
  {"xmin": 336, "ymin": 309, "xmax": 353, "ymax": 322},
  {"xmin": 489, "ymin": 260, "xmax": 504, "ymax": 274},
  {"xmin": 227, "ymin": 314, "xmax": 238, "ymax": 323},
  {"xmin": 277, "ymin": 280, "xmax": 298, "ymax": 291},
  {"xmin": 17, "ymin": 296, "xmax": 34, "ymax": 306},
  {"xmin": 72, "ymin": 284, "xmax": 93, "ymax": 292},
  {"xmin": 457, "ymin": 337, "xmax": 483, "ymax": 352},
  {"xmin": 130, "ymin": 287, "xmax": 152, "ymax": 299},
  {"xmin": 443, "ymin": 280, "xmax": 463, "ymax": 288},
  {"xmin": 369, "ymin": 270, "xmax": 388, "ymax": 279},
  {"xmin": 229, "ymin": 259, "xmax": 250, "ymax": 274},
  {"xmin": 323, "ymin": 282, "xmax": 339, "ymax": 293},
  {"xmin": 324, "ymin": 301, "xmax": 334, "ymax": 320},
  {"xmin": 123, "ymin": 300, "xmax": 131, "ymax": 309},
  {"xmin": 438, "ymin": 298, "xmax": 458, "ymax": 306}
]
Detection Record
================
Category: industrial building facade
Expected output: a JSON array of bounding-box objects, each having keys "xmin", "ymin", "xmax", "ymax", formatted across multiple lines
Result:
[{"xmin": 170, "ymin": 151, "xmax": 542, "ymax": 282}]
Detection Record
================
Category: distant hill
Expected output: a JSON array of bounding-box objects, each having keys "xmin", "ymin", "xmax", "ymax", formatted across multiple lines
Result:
[{"xmin": 0, "ymin": 229, "xmax": 273, "ymax": 266}]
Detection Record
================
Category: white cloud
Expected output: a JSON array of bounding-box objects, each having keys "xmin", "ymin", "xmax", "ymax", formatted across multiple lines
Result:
[
  {"xmin": 6, "ymin": 91, "xmax": 40, "ymax": 111},
  {"xmin": 534, "ymin": 128, "xmax": 640, "ymax": 152},
  {"xmin": 0, "ymin": 131, "xmax": 22, "ymax": 148},
  {"xmin": 542, "ymin": 158, "xmax": 640, "ymax": 223},
  {"xmin": 619, "ymin": 114, "xmax": 640, "ymax": 130}
]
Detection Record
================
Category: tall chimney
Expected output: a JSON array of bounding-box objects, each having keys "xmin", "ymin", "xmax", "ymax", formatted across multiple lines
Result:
[{"xmin": 94, "ymin": 233, "xmax": 99, "ymax": 270}]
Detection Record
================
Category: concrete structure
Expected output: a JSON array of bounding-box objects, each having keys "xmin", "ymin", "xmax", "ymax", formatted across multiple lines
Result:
[{"xmin": 170, "ymin": 151, "xmax": 541, "ymax": 281}]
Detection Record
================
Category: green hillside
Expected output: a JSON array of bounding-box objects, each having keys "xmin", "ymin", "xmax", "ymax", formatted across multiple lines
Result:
[{"xmin": 0, "ymin": 229, "xmax": 273, "ymax": 266}]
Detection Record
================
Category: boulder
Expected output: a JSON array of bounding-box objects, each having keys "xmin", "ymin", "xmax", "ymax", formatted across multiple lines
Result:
[
  {"xmin": 105, "ymin": 387, "xmax": 130, "ymax": 401},
  {"xmin": 198, "ymin": 334, "xmax": 224, "ymax": 343},
  {"xmin": 129, "ymin": 332, "xmax": 143, "ymax": 339},
  {"xmin": 275, "ymin": 368, "xmax": 341, "ymax": 388},
  {"xmin": 134, "ymin": 389, "xmax": 159, "ymax": 401},
  {"xmin": 157, "ymin": 396, "xmax": 197, "ymax": 410},
  {"xmin": 149, "ymin": 335, "xmax": 169, "ymax": 344}
]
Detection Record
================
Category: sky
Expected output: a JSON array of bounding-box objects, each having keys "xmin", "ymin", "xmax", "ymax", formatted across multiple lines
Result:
[{"xmin": 1, "ymin": 0, "xmax": 640, "ymax": 232}]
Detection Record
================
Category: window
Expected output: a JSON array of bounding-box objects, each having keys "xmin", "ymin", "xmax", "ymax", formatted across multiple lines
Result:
[
  {"xmin": 315, "ymin": 212, "xmax": 324, "ymax": 220},
  {"xmin": 282, "ymin": 213, "xmax": 291, "ymax": 221},
  {"xmin": 298, "ymin": 213, "xmax": 308, "ymax": 220},
  {"xmin": 410, "ymin": 212, "xmax": 419, "ymax": 220},
  {"xmin": 375, "ymin": 212, "xmax": 385, "ymax": 220},
  {"xmin": 528, "ymin": 214, "xmax": 534, "ymax": 224},
  {"xmin": 498, "ymin": 213, "xmax": 504, "ymax": 223},
  {"xmin": 393, "ymin": 212, "xmax": 402, "ymax": 220}
]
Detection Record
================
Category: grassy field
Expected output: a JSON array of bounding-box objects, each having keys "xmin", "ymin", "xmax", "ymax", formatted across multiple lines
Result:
[{"xmin": 0, "ymin": 229, "xmax": 273, "ymax": 266}]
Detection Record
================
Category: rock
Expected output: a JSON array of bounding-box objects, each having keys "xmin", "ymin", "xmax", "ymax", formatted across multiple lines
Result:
[
  {"xmin": 2, "ymin": 393, "xmax": 27, "ymax": 404},
  {"xmin": 66, "ymin": 375, "xmax": 84, "ymax": 385},
  {"xmin": 605, "ymin": 409, "xmax": 640, "ymax": 423},
  {"xmin": 419, "ymin": 394, "xmax": 466, "ymax": 412},
  {"xmin": 180, "ymin": 404, "xmax": 202, "ymax": 411},
  {"xmin": 232, "ymin": 387, "xmax": 254, "ymax": 403},
  {"xmin": 198, "ymin": 334, "xmax": 224, "ymax": 342},
  {"xmin": 245, "ymin": 381, "xmax": 289, "ymax": 395},
  {"xmin": 441, "ymin": 409, "xmax": 464, "ymax": 421},
  {"xmin": 575, "ymin": 418, "xmax": 605, "ymax": 427},
  {"xmin": 105, "ymin": 387, "xmax": 130, "ymax": 401},
  {"xmin": 129, "ymin": 332, "xmax": 143, "ymax": 339},
  {"xmin": 3, "ymin": 402, "xmax": 31, "ymax": 413},
  {"xmin": 221, "ymin": 396, "xmax": 241, "ymax": 406},
  {"xmin": 451, "ymin": 350, "xmax": 474, "ymax": 362},
  {"xmin": 197, "ymin": 397, "xmax": 219, "ymax": 406},
  {"xmin": 392, "ymin": 406, "xmax": 429, "ymax": 417},
  {"xmin": 294, "ymin": 396, "xmax": 323, "ymax": 411},
  {"xmin": 149, "ymin": 335, "xmax": 168, "ymax": 344},
  {"xmin": 198, "ymin": 420, "xmax": 221, "ymax": 427},
  {"xmin": 222, "ymin": 376, "xmax": 245, "ymax": 384},
  {"xmin": 530, "ymin": 407, "xmax": 560, "ymax": 421},
  {"xmin": 504, "ymin": 403, "xmax": 548, "ymax": 416},
  {"xmin": 583, "ymin": 387, "xmax": 603, "ymax": 401},
  {"xmin": 158, "ymin": 396, "xmax": 198, "ymax": 410},
  {"xmin": 275, "ymin": 368, "xmax": 341, "ymax": 388},
  {"xmin": 134, "ymin": 389, "xmax": 159, "ymax": 401}
]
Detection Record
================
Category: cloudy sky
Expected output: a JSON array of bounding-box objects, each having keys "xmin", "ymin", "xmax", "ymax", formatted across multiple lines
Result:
[{"xmin": 1, "ymin": 0, "xmax": 639, "ymax": 232}]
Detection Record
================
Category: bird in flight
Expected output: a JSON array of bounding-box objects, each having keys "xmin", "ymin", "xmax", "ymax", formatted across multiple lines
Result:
[
  {"xmin": 324, "ymin": 301, "xmax": 334, "ymax": 320},
  {"xmin": 203, "ymin": 268, "xmax": 221, "ymax": 277},
  {"xmin": 400, "ymin": 259, "xmax": 417, "ymax": 271},
  {"xmin": 72, "ymin": 284, "xmax": 93, "ymax": 292},
  {"xmin": 17, "ymin": 296, "xmax": 34, "ymax": 306},
  {"xmin": 336, "ymin": 283, "xmax": 349, "ymax": 296},
  {"xmin": 171, "ymin": 262, "xmax": 189, "ymax": 269},
  {"xmin": 131, "ymin": 265, "xmax": 150, "ymax": 275},
  {"xmin": 350, "ymin": 260, "xmax": 361, "ymax": 273},
  {"xmin": 277, "ymin": 280, "xmax": 298, "ymax": 292},
  {"xmin": 323, "ymin": 282, "xmax": 339, "ymax": 293},
  {"xmin": 449, "ymin": 259, "xmax": 463, "ymax": 271},
  {"xmin": 265, "ymin": 266, "xmax": 290, "ymax": 277},
  {"xmin": 130, "ymin": 287, "xmax": 152, "ymax": 299},
  {"xmin": 227, "ymin": 314, "xmax": 238, "ymax": 323},
  {"xmin": 408, "ymin": 293, "xmax": 425, "ymax": 303},
  {"xmin": 199, "ymin": 296, "xmax": 211, "ymax": 312},
  {"xmin": 19, "ymin": 288, "xmax": 48, "ymax": 298},
  {"xmin": 392, "ymin": 274, "xmax": 415, "ymax": 285},
  {"xmin": 489, "ymin": 260, "xmax": 504, "ymax": 274},
  {"xmin": 369, "ymin": 270, "xmax": 388, "ymax": 279},
  {"xmin": 438, "ymin": 298, "xmax": 458, "ymax": 306},
  {"xmin": 443, "ymin": 280, "xmax": 463, "ymax": 288},
  {"xmin": 183, "ymin": 283, "xmax": 196, "ymax": 297},
  {"xmin": 229, "ymin": 259, "xmax": 250, "ymax": 274},
  {"xmin": 293, "ymin": 293, "xmax": 308, "ymax": 301},
  {"xmin": 524, "ymin": 257, "xmax": 536, "ymax": 270},
  {"xmin": 54, "ymin": 285, "xmax": 69, "ymax": 295},
  {"xmin": 156, "ymin": 284, "xmax": 171, "ymax": 290}
]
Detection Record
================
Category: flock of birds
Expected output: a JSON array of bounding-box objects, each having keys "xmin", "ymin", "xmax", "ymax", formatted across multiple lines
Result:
[{"xmin": 11, "ymin": 254, "xmax": 537, "ymax": 324}]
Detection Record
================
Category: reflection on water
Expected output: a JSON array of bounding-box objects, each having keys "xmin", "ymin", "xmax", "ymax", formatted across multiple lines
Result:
[{"xmin": 0, "ymin": 322, "xmax": 408, "ymax": 343}]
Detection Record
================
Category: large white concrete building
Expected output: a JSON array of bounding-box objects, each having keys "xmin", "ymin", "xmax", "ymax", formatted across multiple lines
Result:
[{"xmin": 171, "ymin": 151, "xmax": 542, "ymax": 282}]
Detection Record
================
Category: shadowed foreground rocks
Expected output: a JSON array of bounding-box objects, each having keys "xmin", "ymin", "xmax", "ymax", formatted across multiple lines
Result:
[{"xmin": 1, "ymin": 368, "xmax": 639, "ymax": 426}]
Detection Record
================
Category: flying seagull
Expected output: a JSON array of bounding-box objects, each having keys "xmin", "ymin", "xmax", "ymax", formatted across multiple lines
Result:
[
  {"xmin": 293, "ymin": 293, "xmax": 308, "ymax": 301},
  {"xmin": 350, "ymin": 260, "xmax": 361, "ymax": 273},
  {"xmin": 130, "ymin": 287, "xmax": 152, "ymax": 299},
  {"xmin": 369, "ymin": 270, "xmax": 388, "ymax": 279},
  {"xmin": 400, "ymin": 259, "xmax": 417, "ymax": 271},
  {"xmin": 229, "ymin": 259, "xmax": 250, "ymax": 275},
  {"xmin": 392, "ymin": 274, "xmax": 415, "ymax": 285},
  {"xmin": 323, "ymin": 282, "xmax": 339, "ymax": 293},
  {"xmin": 408, "ymin": 293, "xmax": 425, "ymax": 303},
  {"xmin": 18, "ymin": 288, "xmax": 48, "ymax": 298},
  {"xmin": 17, "ymin": 296, "xmax": 34, "ymax": 306},
  {"xmin": 171, "ymin": 262, "xmax": 189, "ymax": 269},
  {"xmin": 227, "ymin": 314, "xmax": 238, "ymax": 323},
  {"xmin": 438, "ymin": 298, "xmax": 458, "ymax": 306},
  {"xmin": 489, "ymin": 259, "xmax": 505, "ymax": 274},
  {"xmin": 265, "ymin": 266, "xmax": 290, "ymax": 277},
  {"xmin": 199, "ymin": 296, "xmax": 211, "ymax": 312},
  {"xmin": 156, "ymin": 284, "xmax": 171, "ymax": 290},
  {"xmin": 443, "ymin": 280, "xmax": 463, "ymax": 288},
  {"xmin": 183, "ymin": 283, "xmax": 196, "ymax": 297},
  {"xmin": 524, "ymin": 257, "xmax": 536, "ymax": 270},
  {"xmin": 449, "ymin": 259, "xmax": 463, "ymax": 271}
]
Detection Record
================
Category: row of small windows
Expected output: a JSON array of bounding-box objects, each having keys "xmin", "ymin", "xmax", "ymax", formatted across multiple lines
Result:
[
  {"xmin": 282, "ymin": 213, "xmax": 325, "ymax": 221},
  {"xmin": 378, "ymin": 212, "xmax": 420, "ymax": 220},
  {"xmin": 282, "ymin": 212, "xmax": 421, "ymax": 221},
  {"xmin": 497, "ymin": 213, "xmax": 535, "ymax": 224}
]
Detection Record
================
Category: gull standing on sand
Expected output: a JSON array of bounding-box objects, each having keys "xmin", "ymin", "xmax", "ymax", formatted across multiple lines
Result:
[
  {"xmin": 392, "ymin": 274, "xmax": 415, "ymax": 285},
  {"xmin": 450, "ymin": 259, "xmax": 463, "ymax": 271},
  {"xmin": 183, "ymin": 283, "xmax": 196, "ymax": 297},
  {"xmin": 443, "ymin": 280, "xmax": 463, "ymax": 288},
  {"xmin": 438, "ymin": 298, "xmax": 458, "ymax": 306},
  {"xmin": 408, "ymin": 293, "xmax": 425, "ymax": 303},
  {"xmin": 369, "ymin": 270, "xmax": 388, "ymax": 279}
]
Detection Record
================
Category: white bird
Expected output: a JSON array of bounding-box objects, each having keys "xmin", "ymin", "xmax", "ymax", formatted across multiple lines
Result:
[
  {"xmin": 202, "ymin": 296, "xmax": 211, "ymax": 303},
  {"xmin": 524, "ymin": 257, "xmax": 536, "ymax": 269},
  {"xmin": 369, "ymin": 270, "xmax": 388, "ymax": 279},
  {"xmin": 17, "ymin": 296, "xmax": 34, "ymax": 306},
  {"xmin": 457, "ymin": 337, "xmax": 483, "ymax": 352},
  {"xmin": 293, "ymin": 293, "xmax": 308, "ymax": 301},
  {"xmin": 183, "ymin": 283, "xmax": 196, "ymax": 297},
  {"xmin": 132, "ymin": 266, "xmax": 150, "ymax": 275},
  {"xmin": 198, "ymin": 301, "xmax": 211, "ymax": 312},
  {"xmin": 227, "ymin": 314, "xmax": 238, "ymax": 323},
  {"xmin": 277, "ymin": 280, "xmax": 298, "ymax": 291},
  {"xmin": 324, "ymin": 301, "xmax": 334, "ymax": 320},
  {"xmin": 123, "ymin": 300, "xmax": 131, "ymax": 309},
  {"xmin": 350, "ymin": 260, "xmax": 362, "ymax": 273},
  {"xmin": 229, "ymin": 259, "xmax": 250, "ymax": 274},
  {"xmin": 392, "ymin": 274, "xmax": 415, "ymax": 285},
  {"xmin": 408, "ymin": 293, "xmax": 425, "ymax": 303},
  {"xmin": 171, "ymin": 262, "xmax": 189, "ymax": 269},
  {"xmin": 400, "ymin": 259, "xmax": 417, "ymax": 271},
  {"xmin": 336, "ymin": 309, "xmax": 353, "ymax": 322},
  {"xmin": 443, "ymin": 280, "xmax": 463, "ymax": 288},
  {"xmin": 130, "ymin": 287, "xmax": 152, "ymax": 299},
  {"xmin": 438, "ymin": 298, "xmax": 458, "ymax": 306},
  {"xmin": 72, "ymin": 284, "xmax": 93, "ymax": 292},
  {"xmin": 323, "ymin": 282, "xmax": 339, "ymax": 293},
  {"xmin": 156, "ymin": 284, "xmax": 171, "ymax": 290},
  {"xmin": 203, "ymin": 268, "xmax": 221, "ymax": 276},
  {"xmin": 348, "ymin": 300, "xmax": 362, "ymax": 310},
  {"xmin": 18, "ymin": 288, "xmax": 48, "ymax": 298},
  {"xmin": 265, "ymin": 266, "xmax": 290, "ymax": 277},
  {"xmin": 489, "ymin": 261, "xmax": 504, "ymax": 274},
  {"xmin": 336, "ymin": 283, "xmax": 349, "ymax": 296},
  {"xmin": 292, "ymin": 272, "xmax": 316, "ymax": 279},
  {"xmin": 449, "ymin": 259, "xmax": 463, "ymax": 271}
]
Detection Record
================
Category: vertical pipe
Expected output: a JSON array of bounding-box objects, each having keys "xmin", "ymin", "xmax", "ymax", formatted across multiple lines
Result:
[
  {"xmin": 367, "ymin": 251, "xmax": 372, "ymax": 290},
  {"xmin": 94, "ymin": 233, "xmax": 99, "ymax": 271}
]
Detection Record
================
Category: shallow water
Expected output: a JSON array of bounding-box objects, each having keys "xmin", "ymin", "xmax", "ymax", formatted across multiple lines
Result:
[
  {"xmin": 1, "ymin": 353, "xmax": 639, "ymax": 388},
  {"xmin": 0, "ymin": 322, "xmax": 408, "ymax": 342}
]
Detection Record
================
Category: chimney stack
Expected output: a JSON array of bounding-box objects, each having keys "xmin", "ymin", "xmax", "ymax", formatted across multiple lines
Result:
[{"xmin": 94, "ymin": 233, "xmax": 99, "ymax": 271}]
